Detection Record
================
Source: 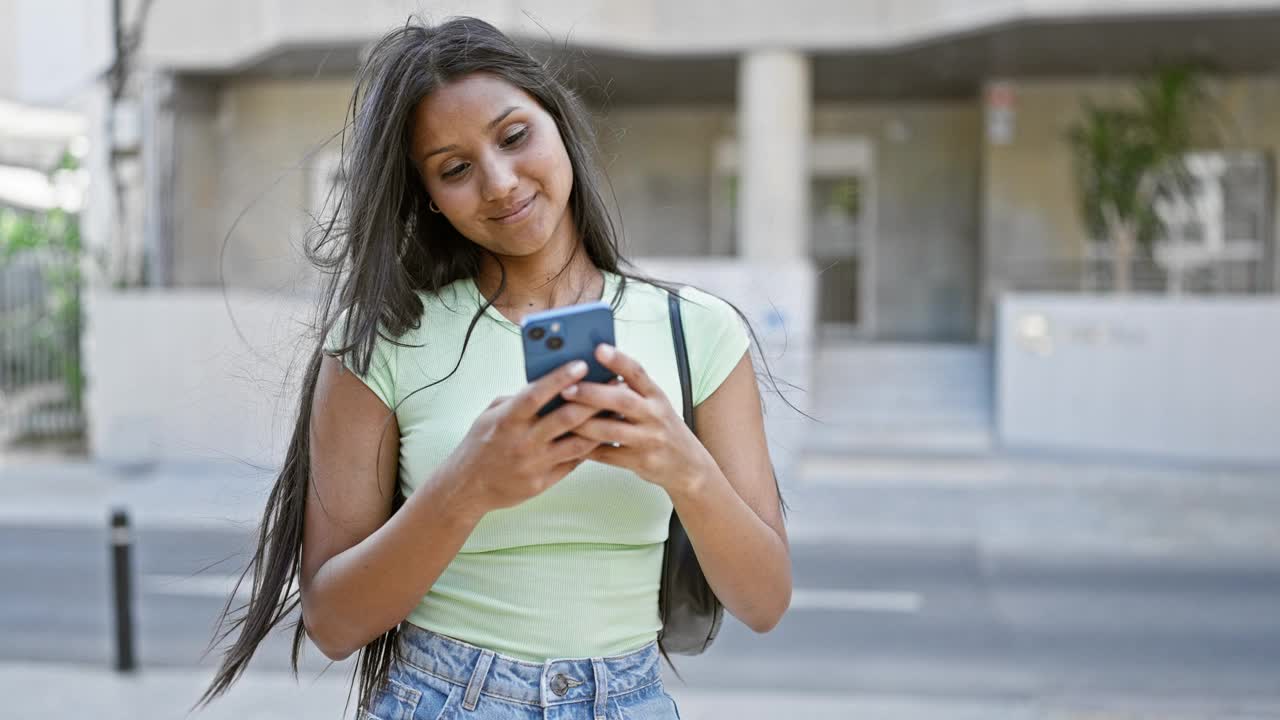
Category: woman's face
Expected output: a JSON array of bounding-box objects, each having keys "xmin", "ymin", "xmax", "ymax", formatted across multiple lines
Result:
[{"xmin": 410, "ymin": 72, "xmax": 575, "ymax": 259}]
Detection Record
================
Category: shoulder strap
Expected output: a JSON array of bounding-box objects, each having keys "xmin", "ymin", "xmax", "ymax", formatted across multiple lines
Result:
[{"xmin": 667, "ymin": 290, "xmax": 695, "ymax": 433}]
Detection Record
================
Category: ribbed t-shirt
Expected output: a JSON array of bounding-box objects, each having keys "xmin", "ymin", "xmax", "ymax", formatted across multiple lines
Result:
[{"xmin": 322, "ymin": 270, "xmax": 749, "ymax": 661}]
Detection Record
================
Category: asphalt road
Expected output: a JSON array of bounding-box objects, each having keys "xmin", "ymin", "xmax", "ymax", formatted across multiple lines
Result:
[{"xmin": 3, "ymin": 525, "xmax": 1280, "ymax": 705}]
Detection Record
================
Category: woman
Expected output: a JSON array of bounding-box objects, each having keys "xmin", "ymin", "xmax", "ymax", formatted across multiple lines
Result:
[{"xmin": 200, "ymin": 15, "xmax": 791, "ymax": 719}]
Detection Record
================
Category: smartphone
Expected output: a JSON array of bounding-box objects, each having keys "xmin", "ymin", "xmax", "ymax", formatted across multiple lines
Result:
[{"xmin": 522, "ymin": 301, "xmax": 616, "ymax": 416}]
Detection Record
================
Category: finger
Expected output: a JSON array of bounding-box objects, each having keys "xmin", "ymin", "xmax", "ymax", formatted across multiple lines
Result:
[
  {"xmin": 571, "ymin": 417, "xmax": 647, "ymax": 447},
  {"xmin": 560, "ymin": 381, "xmax": 647, "ymax": 418},
  {"xmin": 549, "ymin": 433, "xmax": 599, "ymax": 465},
  {"xmin": 594, "ymin": 345, "xmax": 661, "ymax": 398},
  {"xmin": 550, "ymin": 457, "xmax": 587, "ymax": 478},
  {"xmin": 487, "ymin": 395, "xmax": 511, "ymax": 411},
  {"xmin": 586, "ymin": 444, "xmax": 633, "ymax": 469},
  {"xmin": 531, "ymin": 399, "xmax": 602, "ymax": 444},
  {"xmin": 513, "ymin": 360, "xmax": 589, "ymax": 419}
]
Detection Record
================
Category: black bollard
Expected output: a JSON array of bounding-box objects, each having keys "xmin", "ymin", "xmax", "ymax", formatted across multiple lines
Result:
[{"xmin": 110, "ymin": 508, "xmax": 136, "ymax": 672}]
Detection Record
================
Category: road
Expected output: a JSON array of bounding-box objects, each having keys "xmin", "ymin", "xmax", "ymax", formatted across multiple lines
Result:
[{"xmin": 4, "ymin": 524, "xmax": 1280, "ymax": 705}]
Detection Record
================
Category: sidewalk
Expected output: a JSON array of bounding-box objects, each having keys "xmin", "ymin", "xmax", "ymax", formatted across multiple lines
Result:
[
  {"xmin": 0, "ymin": 453, "xmax": 279, "ymax": 530},
  {"xmin": 4, "ymin": 448, "xmax": 1279, "ymax": 563},
  {"xmin": 788, "ymin": 448, "xmax": 1280, "ymax": 563}
]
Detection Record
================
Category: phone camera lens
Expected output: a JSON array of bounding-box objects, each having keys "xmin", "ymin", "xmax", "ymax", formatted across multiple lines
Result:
[
  {"xmin": 528, "ymin": 326, "xmax": 546, "ymax": 341},
  {"xmin": 547, "ymin": 336, "xmax": 564, "ymax": 350}
]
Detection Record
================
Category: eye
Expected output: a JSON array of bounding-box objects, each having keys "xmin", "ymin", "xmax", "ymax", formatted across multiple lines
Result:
[
  {"xmin": 502, "ymin": 126, "xmax": 529, "ymax": 148},
  {"xmin": 441, "ymin": 162, "xmax": 468, "ymax": 180}
]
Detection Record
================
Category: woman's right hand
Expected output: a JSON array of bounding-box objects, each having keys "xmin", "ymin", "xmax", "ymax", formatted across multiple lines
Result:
[{"xmin": 441, "ymin": 359, "xmax": 602, "ymax": 516}]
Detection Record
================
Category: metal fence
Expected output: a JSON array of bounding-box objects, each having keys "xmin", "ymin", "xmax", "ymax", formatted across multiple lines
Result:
[
  {"xmin": 0, "ymin": 248, "xmax": 84, "ymax": 444},
  {"xmin": 999, "ymin": 250, "xmax": 1276, "ymax": 296}
]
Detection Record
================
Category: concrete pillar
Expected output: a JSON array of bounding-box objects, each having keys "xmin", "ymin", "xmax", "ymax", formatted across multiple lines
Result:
[
  {"xmin": 734, "ymin": 49, "xmax": 815, "ymax": 482},
  {"xmin": 737, "ymin": 50, "xmax": 811, "ymax": 260}
]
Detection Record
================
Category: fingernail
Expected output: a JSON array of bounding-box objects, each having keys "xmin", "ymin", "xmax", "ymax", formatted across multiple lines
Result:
[
  {"xmin": 570, "ymin": 360, "xmax": 588, "ymax": 375},
  {"xmin": 562, "ymin": 385, "xmax": 579, "ymax": 398},
  {"xmin": 598, "ymin": 344, "xmax": 615, "ymax": 360}
]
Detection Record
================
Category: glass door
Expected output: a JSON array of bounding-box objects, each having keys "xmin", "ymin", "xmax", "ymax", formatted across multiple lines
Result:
[{"xmin": 811, "ymin": 175, "xmax": 868, "ymax": 339}]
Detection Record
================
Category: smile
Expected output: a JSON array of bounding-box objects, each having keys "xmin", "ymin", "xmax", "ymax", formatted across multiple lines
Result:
[{"xmin": 491, "ymin": 194, "xmax": 536, "ymax": 224}]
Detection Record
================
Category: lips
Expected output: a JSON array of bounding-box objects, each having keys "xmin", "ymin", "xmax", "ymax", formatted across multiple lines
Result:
[{"xmin": 490, "ymin": 194, "xmax": 535, "ymax": 222}]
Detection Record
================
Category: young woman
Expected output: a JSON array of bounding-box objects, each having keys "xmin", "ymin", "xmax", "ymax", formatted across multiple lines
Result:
[{"xmin": 200, "ymin": 15, "xmax": 791, "ymax": 719}]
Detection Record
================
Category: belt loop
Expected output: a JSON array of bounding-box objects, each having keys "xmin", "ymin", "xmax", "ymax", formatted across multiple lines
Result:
[
  {"xmin": 540, "ymin": 659, "xmax": 556, "ymax": 707},
  {"xmin": 591, "ymin": 657, "xmax": 609, "ymax": 720},
  {"xmin": 463, "ymin": 649, "xmax": 495, "ymax": 712}
]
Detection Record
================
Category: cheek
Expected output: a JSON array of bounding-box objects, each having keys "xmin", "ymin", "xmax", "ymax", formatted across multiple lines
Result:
[
  {"xmin": 537, "ymin": 138, "xmax": 574, "ymax": 203},
  {"xmin": 425, "ymin": 180, "xmax": 475, "ymax": 220}
]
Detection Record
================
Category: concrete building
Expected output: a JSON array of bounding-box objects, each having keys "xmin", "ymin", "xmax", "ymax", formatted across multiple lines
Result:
[
  {"xmin": 129, "ymin": 1, "xmax": 1280, "ymax": 331},
  {"xmin": 5, "ymin": 0, "xmax": 1280, "ymax": 466}
]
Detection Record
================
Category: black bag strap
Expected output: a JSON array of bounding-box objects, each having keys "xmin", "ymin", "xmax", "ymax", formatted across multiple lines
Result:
[{"xmin": 668, "ymin": 290, "xmax": 694, "ymax": 432}]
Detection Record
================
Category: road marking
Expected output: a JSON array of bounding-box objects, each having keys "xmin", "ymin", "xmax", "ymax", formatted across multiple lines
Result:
[
  {"xmin": 791, "ymin": 589, "xmax": 923, "ymax": 613},
  {"xmin": 144, "ymin": 576, "xmax": 923, "ymax": 614},
  {"xmin": 143, "ymin": 573, "xmax": 296, "ymax": 601},
  {"xmin": 798, "ymin": 455, "xmax": 1003, "ymax": 487}
]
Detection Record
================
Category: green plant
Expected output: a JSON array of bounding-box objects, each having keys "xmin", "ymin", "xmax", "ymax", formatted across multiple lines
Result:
[
  {"xmin": 1067, "ymin": 64, "xmax": 1211, "ymax": 292},
  {"xmin": 0, "ymin": 172, "xmax": 84, "ymax": 413}
]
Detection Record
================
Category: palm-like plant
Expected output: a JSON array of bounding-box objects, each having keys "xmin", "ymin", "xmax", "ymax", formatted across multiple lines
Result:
[{"xmin": 1068, "ymin": 64, "xmax": 1210, "ymax": 292}]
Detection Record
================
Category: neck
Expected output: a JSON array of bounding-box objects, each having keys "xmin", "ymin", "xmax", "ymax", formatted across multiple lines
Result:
[{"xmin": 474, "ymin": 224, "xmax": 605, "ymax": 324}]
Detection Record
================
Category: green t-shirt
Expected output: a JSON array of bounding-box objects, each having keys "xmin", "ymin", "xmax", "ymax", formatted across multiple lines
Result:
[{"xmin": 324, "ymin": 270, "xmax": 748, "ymax": 661}]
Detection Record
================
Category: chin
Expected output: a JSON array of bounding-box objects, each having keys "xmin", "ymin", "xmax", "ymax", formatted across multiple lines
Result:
[
  {"xmin": 492, "ymin": 212, "xmax": 569, "ymax": 258},
  {"xmin": 484, "ymin": 228, "xmax": 552, "ymax": 259}
]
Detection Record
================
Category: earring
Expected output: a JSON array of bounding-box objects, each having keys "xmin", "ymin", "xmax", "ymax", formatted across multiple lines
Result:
[{"xmin": 429, "ymin": 200, "xmax": 441, "ymax": 214}]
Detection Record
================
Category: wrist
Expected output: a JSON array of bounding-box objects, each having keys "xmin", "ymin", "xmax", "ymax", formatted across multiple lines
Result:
[
  {"xmin": 432, "ymin": 462, "xmax": 488, "ymax": 527},
  {"xmin": 668, "ymin": 457, "xmax": 716, "ymax": 507}
]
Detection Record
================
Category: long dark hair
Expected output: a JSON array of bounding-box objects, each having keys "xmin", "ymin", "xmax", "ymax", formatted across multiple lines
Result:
[{"xmin": 197, "ymin": 14, "xmax": 793, "ymax": 715}]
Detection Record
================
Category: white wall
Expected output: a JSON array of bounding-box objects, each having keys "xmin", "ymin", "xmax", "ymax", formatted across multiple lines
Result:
[
  {"xmin": 84, "ymin": 290, "xmax": 314, "ymax": 466},
  {"xmin": 0, "ymin": 0, "xmax": 112, "ymax": 106},
  {"xmin": 997, "ymin": 294, "xmax": 1280, "ymax": 464}
]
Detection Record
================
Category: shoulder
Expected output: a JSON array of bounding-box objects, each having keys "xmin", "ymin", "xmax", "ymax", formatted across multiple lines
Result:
[
  {"xmin": 676, "ymin": 285, "xmax": 737, "ymax": 317},
  {"xmin": 654, "ymin": 281, "xmax": 751, "ymax": 406},
  {"xmin": 324, "ymin": 280, "xmax": 472, "ymax": 352},
  {"xmin": 675, "ymin": 285, "xmax": 746, "ymax": 344}
]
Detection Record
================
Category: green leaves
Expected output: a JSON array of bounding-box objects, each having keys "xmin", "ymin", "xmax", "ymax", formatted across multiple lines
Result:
[
  {"xmin": 1066, "ymin": 63, "xmax": 1214, "ymax": 288},
  {"xmin": 1, "ymin": 207, "xmax": 80, "ymax": 258}
]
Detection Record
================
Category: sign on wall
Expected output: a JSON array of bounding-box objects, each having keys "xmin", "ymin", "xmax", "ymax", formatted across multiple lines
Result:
[{"xmin": 986, "ymin": 81, "xmax": 1016, "ymax": 146}]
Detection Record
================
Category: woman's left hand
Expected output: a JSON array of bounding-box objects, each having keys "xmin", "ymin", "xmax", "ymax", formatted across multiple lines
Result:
[{"xmin": 559, "ymin": 344, "xmax": 711, "ymax": 497}]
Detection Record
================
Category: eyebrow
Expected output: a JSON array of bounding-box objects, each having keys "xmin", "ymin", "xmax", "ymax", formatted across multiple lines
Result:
[{"xmin": 420, "ymin": 105, "xmax": 521, "ymax": 162}]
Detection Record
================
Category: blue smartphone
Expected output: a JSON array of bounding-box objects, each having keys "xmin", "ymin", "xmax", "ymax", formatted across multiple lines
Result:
[{"xmin": 522, "ymin": 301, "xmax": 616, "ymax": 416}]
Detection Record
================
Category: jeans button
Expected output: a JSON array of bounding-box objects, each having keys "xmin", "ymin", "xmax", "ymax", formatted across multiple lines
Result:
[{"xmin": 550, "ymin": 673, "xmax": 569, "ymax": 696}]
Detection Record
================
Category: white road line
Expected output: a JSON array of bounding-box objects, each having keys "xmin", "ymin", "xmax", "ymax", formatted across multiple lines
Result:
[
  {"xmin": 791, "ymin": 589, "xmax": 923, "ymax": 613},
  {"xmin": 144, "ymin": 575, "xmax": 924, "ymax": 615},
  {"xmin": 143, "ymin": 574, "xmax": 296, "ymax": 601}
]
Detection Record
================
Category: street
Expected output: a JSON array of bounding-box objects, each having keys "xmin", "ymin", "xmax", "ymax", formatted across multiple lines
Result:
[{"xmin": 6, "ymin": 520, "xmax": 1280, "ymax": 706}]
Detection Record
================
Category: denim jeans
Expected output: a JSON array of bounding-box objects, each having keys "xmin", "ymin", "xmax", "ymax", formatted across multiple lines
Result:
[{"xmin": 360, "ymin": 624, "xmax": 681, "ymax": 720}]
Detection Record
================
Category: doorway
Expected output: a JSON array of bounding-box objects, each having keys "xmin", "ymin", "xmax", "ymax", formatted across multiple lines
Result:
[{"xmin": 710, "ymin": 136, "xmax": 877, "ymax": 339}]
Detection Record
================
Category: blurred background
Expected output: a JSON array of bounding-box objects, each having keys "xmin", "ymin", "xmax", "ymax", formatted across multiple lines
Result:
[{"xmin": 2, "ymin": 1, "xmax": 1280, "ymax": 718}]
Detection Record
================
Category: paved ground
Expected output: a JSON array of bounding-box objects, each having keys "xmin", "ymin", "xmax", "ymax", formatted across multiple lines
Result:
[{"xmin": 3, "ymin": 448, "xmax": 1279, "ymax": 718}]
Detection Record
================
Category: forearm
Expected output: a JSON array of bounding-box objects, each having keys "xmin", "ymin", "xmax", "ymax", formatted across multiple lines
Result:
[
  {"xmin": 667, "ymin": 460, "xmax": 791, "ymax": 633},
  {"xmin": 302, "ymin": 466, "xmax": 483, "ymax": 659}
]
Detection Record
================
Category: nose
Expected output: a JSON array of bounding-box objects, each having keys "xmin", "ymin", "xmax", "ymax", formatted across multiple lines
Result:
[{"xmin": 479, "ymin": 155, "xmax": 519, "ymax": 203}]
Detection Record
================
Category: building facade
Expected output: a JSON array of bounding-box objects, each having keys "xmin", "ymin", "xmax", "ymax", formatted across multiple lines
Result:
[
  {"xmin": 6, "ymin": 0, "xmax": 1280, "ymax": 463},
  {"xmin": 132, "ymin": 1, "xmax": 1280, "ymax": 341}
]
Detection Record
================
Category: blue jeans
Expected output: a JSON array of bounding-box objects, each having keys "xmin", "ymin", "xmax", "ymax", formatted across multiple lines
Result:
[{"xmin": 360, "ymin": 623, "xmax": 681, "ymax": 720}]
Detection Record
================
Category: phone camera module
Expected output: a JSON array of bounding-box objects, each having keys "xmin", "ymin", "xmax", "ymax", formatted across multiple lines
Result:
[
  {"xmin": 528, "ymin": 326, "xmax": 546, "ymax": 341},
  {"xmin": 546, "ymin": 336, "xmax": 564, "ymax": 350}
]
